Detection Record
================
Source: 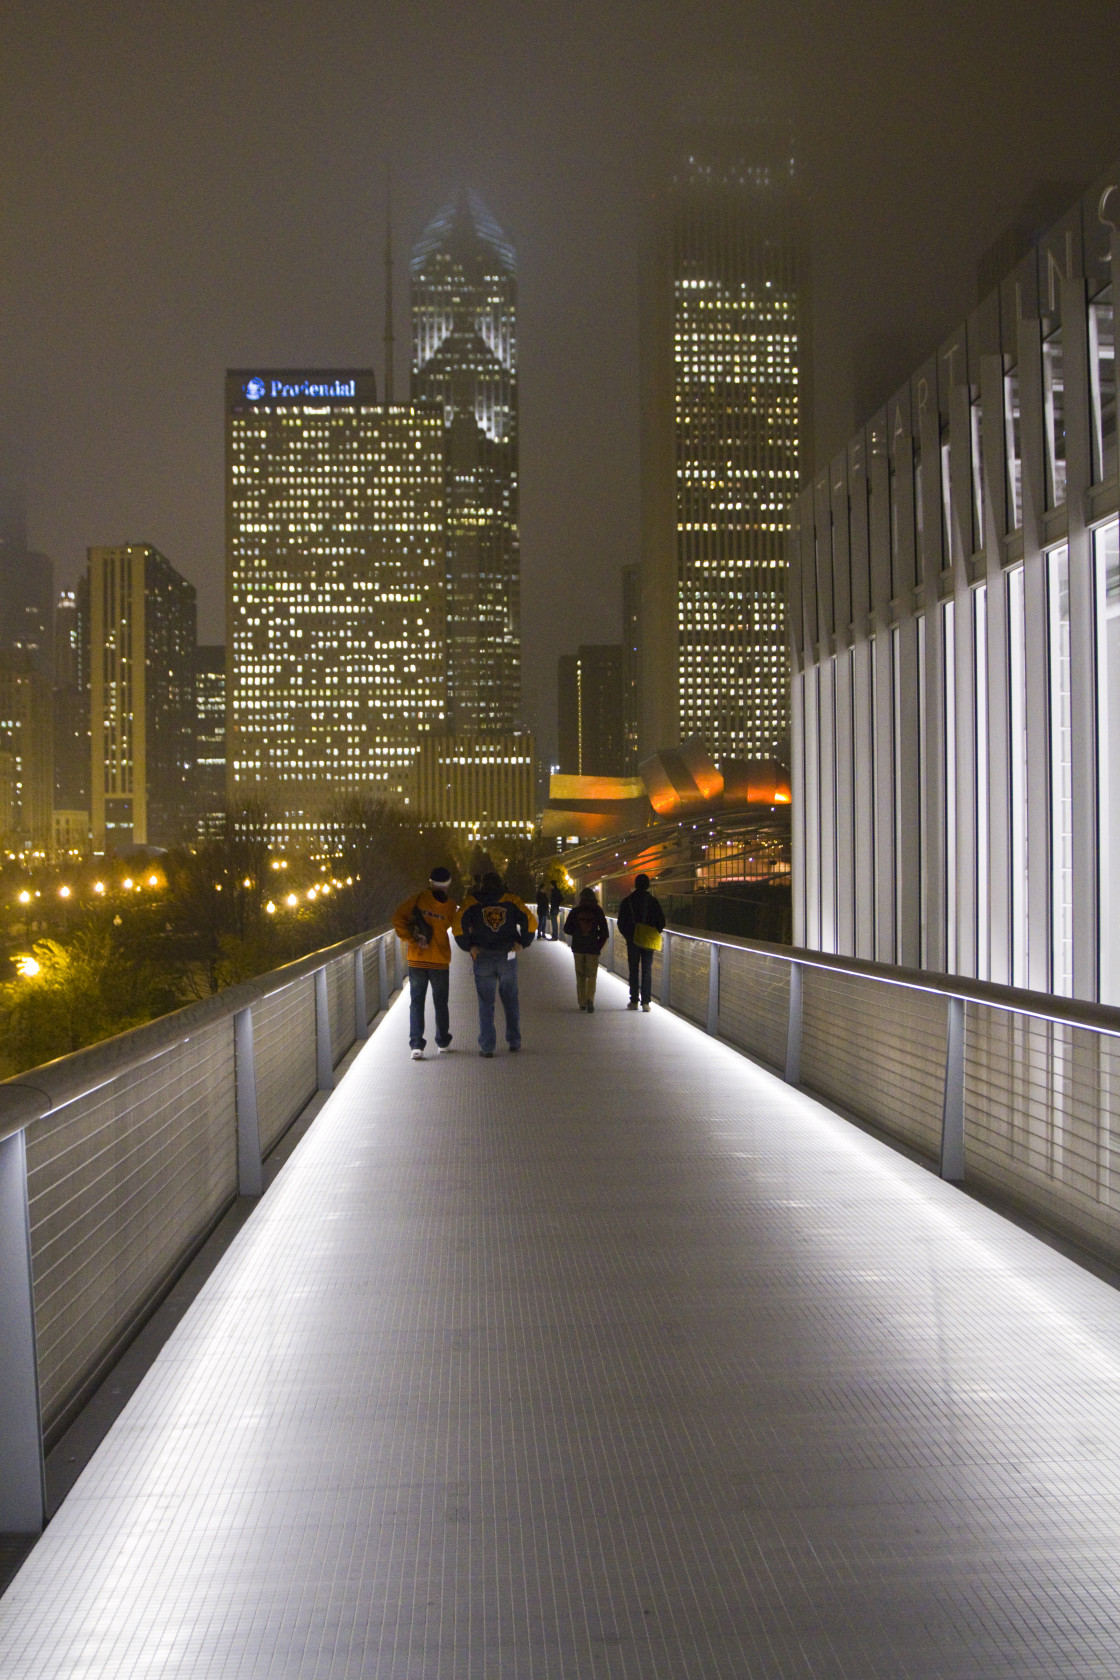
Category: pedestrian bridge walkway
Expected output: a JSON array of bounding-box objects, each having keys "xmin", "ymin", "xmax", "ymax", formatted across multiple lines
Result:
[{"xmin": 4, "ymin": 941, "xmax": 1120, "ymax": 1677}]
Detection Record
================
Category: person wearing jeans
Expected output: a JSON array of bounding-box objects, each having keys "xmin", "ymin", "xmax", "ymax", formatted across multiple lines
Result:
[
  {"xmin": 616, "ymin": 872, "xmax": 666, "ymax": 1012},
  {"xmin": 454, "ymin": 870, "xmax": 535, "ymax": 1055},
  {"xmin": 392, "ymin": 866, "xmax": 459, "ymax": 1058}
]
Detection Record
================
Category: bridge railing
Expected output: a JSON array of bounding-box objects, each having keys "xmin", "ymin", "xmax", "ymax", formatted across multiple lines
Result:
[
  {"xmin": 608, "ymin": 918, "xmax": 1120, "ymax": 1269},
  {"xmin": 0, "ymin": 925, "xmax": 403, "ymax": 1535}
]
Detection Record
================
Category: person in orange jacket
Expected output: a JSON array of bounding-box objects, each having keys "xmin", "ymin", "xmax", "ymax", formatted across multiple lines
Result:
[{"xmin": 392, "ymin": 866, "xmax": 459, "ymax": 1059}]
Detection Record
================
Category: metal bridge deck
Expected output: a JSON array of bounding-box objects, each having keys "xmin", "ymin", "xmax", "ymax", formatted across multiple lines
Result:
[{"xmin": 3, "ymin": 941, "xmax": 1120, "ymax": 1677}]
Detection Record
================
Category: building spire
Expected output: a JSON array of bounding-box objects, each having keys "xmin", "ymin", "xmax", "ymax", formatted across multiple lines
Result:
[{"xmin": 383, "ymin": 165, "xmax": 395, "ymax": 407}]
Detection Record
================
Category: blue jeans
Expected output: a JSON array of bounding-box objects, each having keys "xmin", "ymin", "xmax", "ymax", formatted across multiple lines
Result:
[
  {"xmin": 473, "ymin": 949, "xmax": 521, "ymax": 1052},
  {"xmin": 408, "ymin": 966, "xmax": 450, "ymax": 1050}
]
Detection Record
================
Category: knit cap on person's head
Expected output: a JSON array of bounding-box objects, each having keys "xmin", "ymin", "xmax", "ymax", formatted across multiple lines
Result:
[{"xmin": 429, "ymin": 867, "xmax": 452, "ymax": 887}]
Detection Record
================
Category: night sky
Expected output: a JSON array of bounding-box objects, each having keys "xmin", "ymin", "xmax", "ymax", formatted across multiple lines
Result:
[{"xmin": 4, "ymin": 0, "xmax": 1120, "ymax": 758}]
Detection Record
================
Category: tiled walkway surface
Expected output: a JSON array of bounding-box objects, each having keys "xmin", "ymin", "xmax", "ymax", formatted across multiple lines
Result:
[{"xmin": 5, "ymin": 943, "xmax": 1120, "ymax": 1676}]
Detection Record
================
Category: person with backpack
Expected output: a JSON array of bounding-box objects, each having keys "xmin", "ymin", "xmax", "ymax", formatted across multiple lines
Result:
[
  {"xmin": 535, "ymin": 881, "xmax": 550, "ymax": 939},
  {"xmin": 392, "ymin": 866, "xmax": 459, "ymax": 1059},
  {"xmin": 562, "ymin": 887, "xmax": 610, "ymax": 1012},
  {"xmin": 454, "ymin": 870, "xmax": 536, "ymax": 1056},
  {"xmin": 616, "ymin": 872, "xmax": 666, "ymax": 1012}
]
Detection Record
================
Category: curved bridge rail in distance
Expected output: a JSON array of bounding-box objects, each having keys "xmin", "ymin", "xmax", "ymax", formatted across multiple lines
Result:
[{"xmin": 0, "ymin": 926, "xmax": 402, "ymax": 1536}]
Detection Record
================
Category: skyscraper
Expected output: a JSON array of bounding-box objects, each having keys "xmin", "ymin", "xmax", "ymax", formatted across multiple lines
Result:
[
  {"xmin": 52, "ymin": 584, "xmax": 89, "ymax": 822},
  {"xmin": 410, "ymin": 193, "xmax": 519, "ymax": 733},
  {"xmin": 194, "ymin": 645, "xmax": 226, "ymax": 838},
  {"xmin": 639, "ymin": 123, "xmax": 811, "ymax": 767},
  {"xmin": 226, "ymin": 369, "xmax": 446, "ymax": 843},
  {"xmin": 557, "ymin": 645, "xmax": 626, "ymax": 777},
  {"xmin": 88, "ymin": 545, "xmax": 197, "ymax": 851}
]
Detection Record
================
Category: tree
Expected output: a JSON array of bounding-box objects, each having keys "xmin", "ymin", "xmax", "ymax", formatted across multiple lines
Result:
[{"xmin": 0, "ymin": 931, "xmax": 179, "ymax": 1076}]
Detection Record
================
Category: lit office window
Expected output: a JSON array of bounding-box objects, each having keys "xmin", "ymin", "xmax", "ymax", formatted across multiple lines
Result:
[
  {"xmin": 1043, "ymin": 332, "xmax": 1067, "ymax": 509},
  {"xmin": 1007, "ymin": 564, "xmax": 1029, "ymax": 989},
  {"xmin": 1047, "ymin": 544, "xmax": 1073, "ymax": 995},
  {"xmin": 1095, "ymin": 518, "xmax": 1120, "ymax": 1003},
  {"xmin": 1090, "ymin": 291, "xmax": 1117, "ymax": 486}
]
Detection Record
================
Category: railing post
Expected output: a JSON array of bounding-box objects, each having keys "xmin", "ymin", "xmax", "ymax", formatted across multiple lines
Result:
[
  {"xmin": 0, "ymin": 1129, "xmax": 46, "ymax": 1533},
  {"xmin": 941, "ymin": 995, "xmax": 966, "ymax": 1181},
  {"xmin": 784, "ymin": 961, "xmax": 803, "ymax": 1084},
  {"xmin": 394, "ymin": 936, "xmax": 403, "ymax": 992},
  {"xmin": 706, "ymin": 940, "xmax": 720, "ymax": 1035},
  {"xmin": 378, "ymin": 936, "xmax": 389, "ymax": 1012},
  {"xmin": 354, "ymin": 946, "xmax": 368, "ymax": 1041},
  {"xmin": 234, "ymin": 1007, "xmax": 263, "ymax": 1197},
  {"xmin": 660, "ymin": 931, "xmax": 672, "ymax": 1006},
  {"xmin": 314, "ymin": 967, "xmax": 334, "ymax": 1092}
]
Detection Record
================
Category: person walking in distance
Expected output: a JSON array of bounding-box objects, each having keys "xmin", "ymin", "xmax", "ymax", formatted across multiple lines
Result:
[
  {"xmin": 392, "ymin": 866, "xmax": 459, "ymax": 1059},
  {"xmin": 535, "ymin": 881, "xmax": 549, "ymax": 939},
  {"xmin": 617, "ymin": 872, "xmax": 666, "ymax": 1012},
  {"xmin": 454, "ymin": 870, "xmax": 535, "ymax": 1056},
  {"xmin": 562, "ymin": 887, "xmax": 609, "ymax": 1012},
  {"xmin": 548, "ymin": 880, "xmax": 563, "ymax": 941}
]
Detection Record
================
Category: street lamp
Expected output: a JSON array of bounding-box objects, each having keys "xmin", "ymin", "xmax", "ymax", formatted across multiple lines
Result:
[{"xmin": 16, "ymin": 955, "xmax": 40, "ymax": 978}]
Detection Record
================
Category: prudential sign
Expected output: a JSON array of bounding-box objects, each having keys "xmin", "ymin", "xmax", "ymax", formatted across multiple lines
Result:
[{"xmin": 243, "ymin": 376, "xmax": 357, "ymax": 402}]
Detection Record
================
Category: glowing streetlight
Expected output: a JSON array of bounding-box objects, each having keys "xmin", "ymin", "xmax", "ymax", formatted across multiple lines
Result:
[
  {"xmin": 16, "ymin": 955, "xmax": 40, "ymax": 978},
  {"xmin": 286, "ymin": 893, "xmax": 298, "ymax": 907},
  {"xmin": 59, "ymin": 885, "xmax": 71, "ymax": 899},
  {"xmin": 93, "ymin": 881, "xmax": 105, "ymax": 895},
  {"xmin": 18, "ymin": 890, "xmax": 30, "ymax": 905},
  {"xmin": 265, "ymin": 900, "xmax": 276, "ymax": 914},
  {"xmin": 147, "ymin": 874, "xmax": 158, "ymax": 887},
  {"xmin": 123, "ymin": 877, "xmax": 133, "ymax": 890},
  {"xmin": 242, "ymin": 877, "xmax": 252, "ymax": 888}
]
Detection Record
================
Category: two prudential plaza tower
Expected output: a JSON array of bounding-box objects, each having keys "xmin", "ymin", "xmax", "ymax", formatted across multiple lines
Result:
[{"xmin": 226, "ymin": 135, "xmax": 810, "ymax": 843}]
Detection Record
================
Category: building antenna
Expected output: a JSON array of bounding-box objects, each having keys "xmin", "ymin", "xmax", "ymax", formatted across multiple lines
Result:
[{"xmin": 383, "ymin": 164, "xmax": 395, "ymax": 407}]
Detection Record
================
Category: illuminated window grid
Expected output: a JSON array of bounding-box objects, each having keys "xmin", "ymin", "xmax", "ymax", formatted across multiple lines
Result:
[{"xmin": 227, "ymin": 403, "xmax": 447, "ymax": 803}]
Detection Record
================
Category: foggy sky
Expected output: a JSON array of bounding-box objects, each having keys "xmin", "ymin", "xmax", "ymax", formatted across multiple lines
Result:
[{"xmin": 4, "ymin": 0, "xmax": 1120, "ymax": 759}]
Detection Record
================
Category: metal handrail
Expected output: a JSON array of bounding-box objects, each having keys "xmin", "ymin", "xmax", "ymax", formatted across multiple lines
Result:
[{"xmin": 0, "ymin": 925, "xmax": 393, "ymax": 1145}]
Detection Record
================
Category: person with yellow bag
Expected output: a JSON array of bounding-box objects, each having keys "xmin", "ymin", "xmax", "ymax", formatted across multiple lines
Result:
[{"xmin": 617, "ymin": 872, "xmax": 666, "ymax": 1012}]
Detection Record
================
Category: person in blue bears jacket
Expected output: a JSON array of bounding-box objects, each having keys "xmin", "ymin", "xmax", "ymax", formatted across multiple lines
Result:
[{"xmin": 453, "ymin": 871, "xmax": 536, "ymax": 1056}]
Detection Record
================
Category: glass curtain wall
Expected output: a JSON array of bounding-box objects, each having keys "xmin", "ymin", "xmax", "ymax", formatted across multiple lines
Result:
[
  {"xmin": 1096, "ymin": 518, "xmax": 1120, "ymax": 1004},
  {"xmin": 943, "ymin": 599, "xmax": 957, "ymax": 974},
  {"xmin": 1048, "ymin": 544, "xmax": 1073, "ymax": 996},
  {"xmin": 1008, "ymin": 564, "xmax": 1029, "ymax": 988},
  {"xmin": 974, "ymin": 583, "xmax": 989, "ymax": 981},
  {"xmin": 1090, "ymin": 289, "xmax": 1116, "ymax": 485},
  {"xmin": 1043, "ymin": 332, "xmax": 1067, "ymax": 508},
  {"xmin": 1005, "ymin": 368, "xmax": 1022, "ymax": 531}
]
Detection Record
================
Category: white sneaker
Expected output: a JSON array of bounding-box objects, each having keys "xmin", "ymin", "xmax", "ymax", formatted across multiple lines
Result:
[
  {"xmin": 411, "ymin": 1048, "xmax": 425, "ymax": 1060},
  {"xmin": 437, "ymin": 1044, "xmax": 454, "ymax": 1054}
]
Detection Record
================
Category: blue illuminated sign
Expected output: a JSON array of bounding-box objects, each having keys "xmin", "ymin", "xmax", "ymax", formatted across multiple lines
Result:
[{"xmin": 242, "ymin": 376, "xmax": 357, "ymax": 402}]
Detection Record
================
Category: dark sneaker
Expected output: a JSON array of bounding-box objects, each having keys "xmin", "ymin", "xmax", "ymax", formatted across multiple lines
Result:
[
  {"xmin": 627, "ymin": 1001, "xmax": 638, "ymax": 1011},
  {"xmin": 479, "ymin": 1050, "xmax": 494, "ymax": 1058},
  {"xmin": 586, "ymin": 1001, "xmax": 594, "ymax": 1013},
  {"xmin": 508, "ymin": 1043, "xmax": 521, "ymax": 1052}
]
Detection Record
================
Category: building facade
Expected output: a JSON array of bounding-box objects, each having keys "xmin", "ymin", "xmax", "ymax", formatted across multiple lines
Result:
[
  {"xmin": 410, "ymin": 193, "xmax": 519, "ymax": 734},
  {"xmin": 557, "ymin": 645, "xmax": 626, "ymax": 776},
  {"xmin": 410, "ymin": 731, "xmax": 535, "ymax": 842},
  {"xmin": 88, "ymin": 545, "xmax": 197, "ymax": 851},
  {"xmin": 226, "ymin": 370, "xmax": 446, "ymax": 845},
  {"xmin": 621, "ymin": 563, "xmax": 641, "ymax": 773},
  {"xmin": 639, "ymin": 123, "xmax": 811, "ymax": 769},
  {"xmin": 195, "ymin": 645, "xmax": 226, "ymax": 838},
  {"xmin": 789, "ymin": 161, "xmax": 1119, "ymax": 1004},
  {"xmin": 0, "ymin": 650, "xmax": 53, "ymax": 852},
  {"xmin": 52, "ymin": 584, "xmax": 88, "ymax": 821}
]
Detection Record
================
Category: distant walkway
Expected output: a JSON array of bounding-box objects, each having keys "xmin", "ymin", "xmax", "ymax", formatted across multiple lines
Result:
[{"xmin": 4, "ymin": 941, "xmax": 1120, "ymax": 1676}]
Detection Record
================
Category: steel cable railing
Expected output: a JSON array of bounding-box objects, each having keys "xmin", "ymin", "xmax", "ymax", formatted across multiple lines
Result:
[{"xmin": 0, "ymin": 925, "xmax": 403, "ymax": 1535}]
